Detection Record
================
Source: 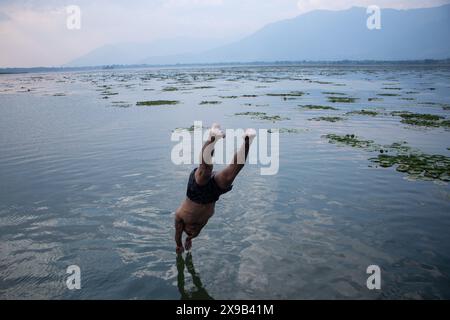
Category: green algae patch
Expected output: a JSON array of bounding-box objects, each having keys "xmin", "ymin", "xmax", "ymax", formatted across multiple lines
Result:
[
  {"xmin": 327, "ymin": 96, "xmax": 357, "ymax": 103},
  {"xmin": 234, "ymin": 112, "xmax": 289, "ymax": 122},
  {"xmin": 310, "ymin": 116, "xmax": 344, "ymax": 122},
  {"xmin": 136, "ymin": 100, "xmax": 179, "ymax": 106},
  {"xmin": 299, "ymin": 105, "xmax": 338, "ymax": 111},
  {"xmin": 199, "ymin": 101, "xmax": 222, "ymax": 105},
  {"xmin": 391, "ymin": 111, "xmax": 449, "ymax": 128},
  {"xmin": 325, "ymin": 134, "xmax": 376, "ymax": 148},
  {"xmin": 346, "ymin": 109, "xmax": 379, "ymax": 116}
]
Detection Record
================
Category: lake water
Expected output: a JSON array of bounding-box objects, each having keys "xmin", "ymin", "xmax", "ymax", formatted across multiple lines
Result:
[{"xmin": 0, "ymin": 65, "xmax": 449, "ymax": 299}]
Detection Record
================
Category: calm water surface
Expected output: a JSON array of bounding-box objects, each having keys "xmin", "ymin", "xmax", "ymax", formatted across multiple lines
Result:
[{"xmin": 0, "ymin": 65, "xmax": 449, "ymax": 299}]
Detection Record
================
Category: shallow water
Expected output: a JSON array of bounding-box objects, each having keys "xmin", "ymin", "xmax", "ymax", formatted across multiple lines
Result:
[{"xmin": 0, "ymin": 65, "xmax": 450, "ymax": 299}]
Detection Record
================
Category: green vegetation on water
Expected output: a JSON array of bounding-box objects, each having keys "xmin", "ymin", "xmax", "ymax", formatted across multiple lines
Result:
[
  {"xmin": 327, "ymin": 96, "xmax": 357, "ymax": 103},
  {"xmin": 162, "ymin": 87, "xmax": 179, "ymax": 91},
  {"xmin": 322, "ymin": 92, "xmax": 346, "ymax": 96},
  {"xmin": 325, "ymin": 134, "xmax": 375, "ymax": 148},
  {"xmin": 234, "ymin": 112, "xmax": 289, "ymax": 122},
  {"xmin": 299, "ymin": 105, "xmax": 338, "ymax": 111},
  {"xmin": 136, "ymin": 100, "xmax": 179, "ymax": 106},
  {"xmin": 267, "ymin": 91, "xmax": 305, "ymax": 97},
  {"xmin": 346, "ymin": 109, "xmax": 379, "ymax": 116},
  {"xmin": 309, "ymin": 116, "xmax": 344, "ymax": 122},
  {"xmin": 268, "ymin": 128, "xmax": 302, "ymax": 134},
  {"xmin": 377, "ymin": 93, "xmax": 400, "ymax": 97},
  {"xmin": 391, "ymin": 111, "xmax": 449, "ymax": 127},
  {"xmin": 324, "ymin": 134, "xmax": 450, "ymax": 182},
  {"xmin": 199, "ymin": 101, "xmax": 222, "ymax": 105}
]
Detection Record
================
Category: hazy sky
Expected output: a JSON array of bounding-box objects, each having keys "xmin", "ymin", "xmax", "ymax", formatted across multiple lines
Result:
[{"xmin": 0, "ymin": 0, "xmax": 449, "ymax": 67}]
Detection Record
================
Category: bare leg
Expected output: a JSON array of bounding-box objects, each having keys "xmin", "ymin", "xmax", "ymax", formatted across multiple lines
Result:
[
  {"xmin": 215, "ymin": 129, "xmax": 256, "ymax": 190},
  {"xmin": 195, "ymin": 123, "xmax": 224, "ymax": 186}
]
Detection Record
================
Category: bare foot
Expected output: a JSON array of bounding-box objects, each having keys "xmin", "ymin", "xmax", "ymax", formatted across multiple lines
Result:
[
  {"xmin": 243, "ymin": 128, "xmax": 256, "ymax": 143},
  {"xmin": 209, "ymin": 123, "xmax": 225, "ymax": 141}
]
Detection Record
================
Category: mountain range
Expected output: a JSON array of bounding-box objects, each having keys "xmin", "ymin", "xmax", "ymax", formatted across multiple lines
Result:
[{"xmin": 67, "ymin": 5, "xmax": 450, "ymax": 67}]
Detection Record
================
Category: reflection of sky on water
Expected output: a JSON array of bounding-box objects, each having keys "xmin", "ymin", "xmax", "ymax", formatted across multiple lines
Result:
[{"xmin": 0, "ymin": 65, "xmax": 449, "ymax": 299}]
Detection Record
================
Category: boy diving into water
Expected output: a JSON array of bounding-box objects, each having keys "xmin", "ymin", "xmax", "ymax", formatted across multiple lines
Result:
[{"xmin": 175, "ymin": 123, "xmax": 256, "ymax": 253}]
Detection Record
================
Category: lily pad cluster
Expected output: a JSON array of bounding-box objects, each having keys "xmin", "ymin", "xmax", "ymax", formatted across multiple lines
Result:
[{"xmin": 370, "ymin": 153, "xmax": 450, "ymax": 182}]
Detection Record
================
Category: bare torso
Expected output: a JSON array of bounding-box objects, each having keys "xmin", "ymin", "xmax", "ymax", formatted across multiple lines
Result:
[{"xmin": 175, "ymin": 198, "xmax": 215, "ymax": 238}]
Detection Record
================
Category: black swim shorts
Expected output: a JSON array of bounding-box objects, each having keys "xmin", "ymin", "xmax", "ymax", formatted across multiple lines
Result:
[{"xmin": 186, "ymin": 168, "xmax": 232, "ymax": 204}]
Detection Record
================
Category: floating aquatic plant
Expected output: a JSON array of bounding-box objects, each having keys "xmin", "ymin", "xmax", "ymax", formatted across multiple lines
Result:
[
  {"xmin": 377, "ymin": 93, "xmax": 400, "ymax": 97},
  {"xmin": 309, "ymin": 116, "xmax": 344, "ymax": 122},
  {"xmin": 267, "ymin": 91, "xmax": 305, "ymax": 97},
  {"xmin": 325, "ymin": 134, "xmax": 375, "ymax": 148},
  {"xmin": 234, "ymin": 112, "xmax": 289, "ymax": 122},
  {"xmin": 163, "ymin": 87, "xmax": 179, "ymax": 91},
  {"xmin": 299, "ymin": 105, "xmax": 338, "ymax": 111},
  {"xmin": 324, "ymin": 134, "xmax": 450, "ymax": 182},
  {"xmin": 391, "ymin": 111, "xmax": 449, "ymax": 128},
  {"xmin": 345, "ymin": 109, "xmax": 379, "ymax": 116},
  {"xmin": 268, "ymin": 128, "xmax": 303, "ymax": 134},
  {"xmin": 199, "ymin": 101, "xmax": 222, "ymax": 105},
  {"xmin": 327, "ymin": 96, "xmax": 357, "ymax": 103},
  {"xmin": 136, "ymin": 100, "xmax": 179, "ymax": 106}
]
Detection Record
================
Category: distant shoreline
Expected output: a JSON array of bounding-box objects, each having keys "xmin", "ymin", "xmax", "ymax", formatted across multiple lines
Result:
[{"xmin": 2, "ymin": 59, "xmax": 450, "ymax": 75}]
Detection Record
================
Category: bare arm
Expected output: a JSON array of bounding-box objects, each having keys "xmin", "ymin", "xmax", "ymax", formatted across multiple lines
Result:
[{"xmin": 196, "ymin": 124, "xmax": 224, "ymax": 185}]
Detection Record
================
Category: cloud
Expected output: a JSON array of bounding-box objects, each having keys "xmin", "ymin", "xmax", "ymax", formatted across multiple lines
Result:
[{"xmin": 0, "ymin": 0, "xmax": 449, "ymax": 67}]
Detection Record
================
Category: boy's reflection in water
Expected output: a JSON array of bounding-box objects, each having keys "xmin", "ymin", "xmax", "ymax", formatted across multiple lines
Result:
[{"xmin": 176, "ymin": 252, "xmax": 214, "ymax": 300}]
